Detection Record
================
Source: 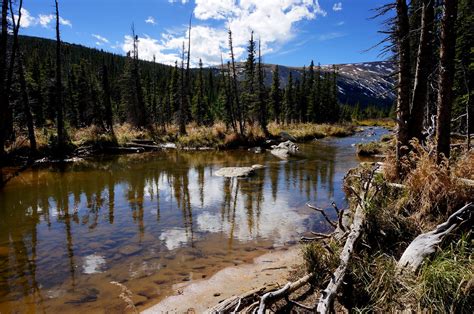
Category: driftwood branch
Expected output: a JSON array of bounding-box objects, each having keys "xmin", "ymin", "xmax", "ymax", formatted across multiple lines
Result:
[
  {"xmin": 397, "ymin": 203, "xmax": 473, "ymax": 273},
  {"xmin": 256, "ymin": 273, "xmax": 313, "ymax": 314}
]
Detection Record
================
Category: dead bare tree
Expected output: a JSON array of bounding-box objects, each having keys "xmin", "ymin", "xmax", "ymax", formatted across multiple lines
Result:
[
  {"xmin": 228, "ymin": 29, "xmax": 244, "ymax": 135},
  {"xmin": 55, "ymin": 0, "xmax": 66, "ymax": 155},
  {"xmin": 435, "ymin": 0, "xmax": 458, "ymax": 162},
  {"xmin": 395, "ymin": 0, "xmax": 412, "ymax": 175},
  {"xmin": 409, "ymin": 0, "xmax": 434, "ymax": 142}
]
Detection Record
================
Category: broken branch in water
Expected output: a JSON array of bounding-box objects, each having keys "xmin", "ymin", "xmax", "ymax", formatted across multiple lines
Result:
[{"xmin": 306, "ymin": 203, "xmax": 337, "ymax": 228}]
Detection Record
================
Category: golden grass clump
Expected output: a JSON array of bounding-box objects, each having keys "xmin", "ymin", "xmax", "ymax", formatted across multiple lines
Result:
[
  {"xmin": 454, "ymin": 151, "xmax": 474, "ymax": 180},
  {"xmin": 382, "ymin": 140, "xmax": 474, "ymax": 227},
  {"xmin": 268, "ymin": 122, "xmax": 355, "ymax": 141},
  {"xmin": 114, "ymin": 123, "xmax": 149, "ymax": 145}
]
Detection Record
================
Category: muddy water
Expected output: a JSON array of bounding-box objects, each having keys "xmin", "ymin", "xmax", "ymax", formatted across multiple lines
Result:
[{"xmin": 0, "ymin": 128, "xmax": 388, "ymax": 313}]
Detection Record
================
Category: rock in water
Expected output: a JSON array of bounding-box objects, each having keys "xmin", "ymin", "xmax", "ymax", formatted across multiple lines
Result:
[
  {"xmin": 215, "ymin": 167, "xmax": 255, "ymax": 178},
  {"xmin": 270, "ymin": 141, "xmax": 299, "ymax": 159}
]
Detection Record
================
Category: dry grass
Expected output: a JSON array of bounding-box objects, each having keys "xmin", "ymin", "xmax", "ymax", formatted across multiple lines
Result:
[
  {"xmin": 355, "ymin": 118, "xmax": 396, "ymax": 128},
  {"xmin": 70, "ymin": 125, "xmax": 117, "ymax": 148},
  {"xmin": 268, "ymin": 122, "xmax": 355, "ymax": 141},
  {"xmin": 385, "ymin": 141, "xmax": 474, "ymax": 225},
  {"xmin": 356, "ymin": 141, "xmax": 386, "ymax": 156}
]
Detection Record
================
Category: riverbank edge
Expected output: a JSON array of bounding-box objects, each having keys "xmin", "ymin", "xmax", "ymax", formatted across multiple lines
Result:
[
  {"xmin": 2, "ymin": 122, "xmax": 372, "ymax": 168},
  {"xmin": 141, "ymin": 246, "xmax": 303, "ymax": 313}
]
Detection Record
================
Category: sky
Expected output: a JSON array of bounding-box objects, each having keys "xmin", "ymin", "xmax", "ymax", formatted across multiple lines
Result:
[{"xmin": 14, "ymin": 0, "xmax": 392, "ymax": 67}]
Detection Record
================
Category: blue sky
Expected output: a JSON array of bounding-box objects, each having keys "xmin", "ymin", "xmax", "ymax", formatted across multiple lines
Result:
[{"xmin": 16, "ymin": 0, "xmax": 392, "ymax": 67}]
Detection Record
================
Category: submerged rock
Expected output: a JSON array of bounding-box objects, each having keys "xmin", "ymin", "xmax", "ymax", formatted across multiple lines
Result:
[
  {"xmin": 215, "ymin": 167, "xmax": 255, "ymax": 178},
  {"xmin": 270, "ymin": 141, "xmax": 299, "ymax": 159},
  {"xmin": 215, "ymin": 164, "xmax": 265, "ymax": 178}
]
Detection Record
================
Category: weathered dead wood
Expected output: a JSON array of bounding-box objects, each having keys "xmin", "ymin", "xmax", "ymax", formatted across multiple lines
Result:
[
  {"xmin": 397, "ymin": 203, "xmax": 473, "ymax": 273},
  {"xmin": 316, "ymin": 192, "xmax": 367, "ymax": 314},
  {"xmin": 125, "ymin": 142, "xmax": 161, "ymax": 151},
  {"xmin": 257, "ymin": 273, "xmax": 313, "ymax": 314},
  {"xmin": 386, "ymin": 182, "xmax": 407, "ymax": 189},
  {"xmin": 210, "ymin": 283, "xmax": 278, "ymax": 313},
  {"xmin": 317, "ymin": 165, "xmax": 379, "ymax": 314},
  {"xmin": 458, "ymin": 178, "xmax": 474, "ymax": 187}
]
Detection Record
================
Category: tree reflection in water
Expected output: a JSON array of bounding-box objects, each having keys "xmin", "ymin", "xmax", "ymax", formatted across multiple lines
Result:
[{"xmin": 0, "ymin": 131, "xmax": 389, "ymax": 312}]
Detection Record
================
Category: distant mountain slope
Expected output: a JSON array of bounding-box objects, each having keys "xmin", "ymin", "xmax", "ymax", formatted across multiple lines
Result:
[{"xmin": 216, "ymin": 61, "xmax": 396, "ymax": 108}]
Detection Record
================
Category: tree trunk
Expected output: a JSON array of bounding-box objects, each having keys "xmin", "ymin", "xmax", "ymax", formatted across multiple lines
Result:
[
  {"xmin": 55, "ymin": 0, "xmax": 65, "ymax": 154},
  {"xmin": 229, "ymin": 29, "xmax": 244, "ymax": 135},
  {"xmin": 18, "ymin": 55, "xmax": 37, "ymax": 155},
  {"xmin": 395, "ymin": 0, "xmax": 412, "ymax": 175},
  {"xmin": 409, "ymin": 0, "xmax": 434, "ymax": 142},
  {"xmin": 0, "ymin": 0, "xmax": 8, "ymax": 157},
  {"xmin": 436, "ymin": 0, "xmax": 458, "ymax": 162}
]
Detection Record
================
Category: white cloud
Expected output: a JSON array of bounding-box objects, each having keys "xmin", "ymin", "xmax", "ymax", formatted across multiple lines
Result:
[
  {"xmin": 332, "ymin": 2, "xmax": 343, "ymax": 12},
  {"xmin": 123, "ymin": 0, "xmax": 327, "ymax": 66},
  {"xmin": 11, "ymin": 8, "xmax": 36, "ymax": 28},
  {"xmin": 38, "ymin": 14, "xmax": 72, "ymax": 28},
  {"xmin": 336, "ymin": 21, "xmax": 345, "ymax": 26},
  {"xmin": 168, "ymin": 0, "xmax": 189, "ymax": 4},
  {"xmin": 38, "ymin": 14, "xmax": 53, "ymax": 27},
  {"xmin": 145, "ymin": 16, "xmax": 156, "ymax": 25},
  {"xmin": 92, "ymin": 34, "xmax": 109, "ymax": 45}
]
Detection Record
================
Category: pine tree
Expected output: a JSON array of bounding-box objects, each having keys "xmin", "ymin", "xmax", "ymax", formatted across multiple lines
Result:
[
  {"xmin": 270, "ymin": 65, "xmax": 282, "ymax": 123},
  {"xmin": 168, "ymin": 61, "xmax": 179, "ymax": 127},
  {"xmin": 243, "ymin": 31, "xmax": 257, "ymax": 124},
  {"xmin": 256, "ymin": 39, "xmax": 268, "ymax": 135},
  {"xmin": 284, "ymin": 72, "xmax": 294, "ymax": 124},
  {"xmin": 306, "ymin": 61, "xmax": 315, "ymax": 121},
  {"xmin": 192, "ymin": 58, "xmax": 207, "ymax": 125},
  {"xmin": 101, "ymin": 63, "xmax": 114, "ymax": 132}
]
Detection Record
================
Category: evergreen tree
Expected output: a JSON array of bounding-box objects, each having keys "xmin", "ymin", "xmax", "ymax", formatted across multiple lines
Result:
[
  {"xmin": 243, "ymin": 31, "xmax": 257, "ymax": 124},
  {"xmin": 284, "ymin": 72, "xmax": 294, "ymax": 124},
  {"xmin": 256, "ymin": 40, "xmax": 268, "ymax": 134},
  {"xmin": 192, "ymin": 58, "xmax": 207, "ymax": 125},
  {"xmin": 270, "ymin": 65, "xmax": 282, "ymax": 123}
]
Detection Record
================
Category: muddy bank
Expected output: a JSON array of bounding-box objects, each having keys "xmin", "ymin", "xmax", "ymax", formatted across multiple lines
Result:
[{"xmin": 142, "ymin": 247, "xmax": 302, "ymax": 313}]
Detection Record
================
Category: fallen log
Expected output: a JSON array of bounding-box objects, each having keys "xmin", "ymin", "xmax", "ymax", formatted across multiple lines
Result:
[
  {"xmin": 125, "ymin": 142, "xmax": 162, "ymax": 151},
  {"xmin": 317, "ymin": 165, "xmax": 380, "ymax": 314},
  {"xmin": 397, "ymin": 203, "xmax": 473, "ymax": 273},
  {"xmin": 316, "ymin": 192, "xmax": 367, "ymax": 314}
]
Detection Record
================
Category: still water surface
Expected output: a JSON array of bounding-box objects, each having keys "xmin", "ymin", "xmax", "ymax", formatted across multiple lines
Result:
[{"xmin": 0, "ymin": 128, "xmax": 387, "ymax": 313}]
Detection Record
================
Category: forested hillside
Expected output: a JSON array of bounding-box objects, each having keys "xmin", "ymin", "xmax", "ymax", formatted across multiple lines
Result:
[{"xmin": 16, "ymin": 34, "xmax": 392, "ymax": 135}]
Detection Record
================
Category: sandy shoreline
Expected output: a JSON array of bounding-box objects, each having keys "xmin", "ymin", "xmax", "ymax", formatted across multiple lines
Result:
[{"xmin": 142, "ymin": 246, "xmax": 302, "ymax": 313}]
